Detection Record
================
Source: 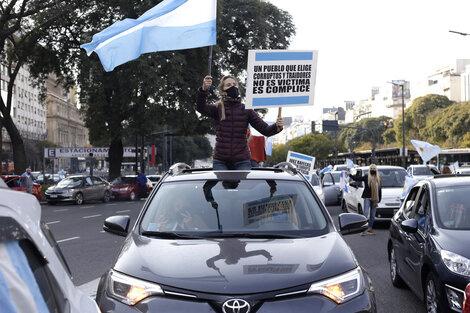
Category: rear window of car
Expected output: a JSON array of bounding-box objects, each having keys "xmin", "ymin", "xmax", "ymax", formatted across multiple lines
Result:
[
  {"xmin": 435, "ymin": 186, "xmax": 470, "ymax": 230},
  {"xmin": 413, "ymin": 167, "xmax": 435, "ymax": 175},
  {"xmin": 140, "ymin": 180, "xmax": 329, "ymax": 237},
  {"xmin": 379, "ymin": 168, "xmax": 406, "ymax": 188}
]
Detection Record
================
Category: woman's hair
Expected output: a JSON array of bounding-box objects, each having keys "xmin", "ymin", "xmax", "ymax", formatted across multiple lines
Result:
[
  {"xmin": 215, "ymin": 75, "xmax": 239, "ymax": 121},
  {"xmin": 441, "ymin": 165, "xmax": 452, "ymax": 174},
  {"xmin": 367, "ymin": 164, "xmax": 381, "ymax": 187}
]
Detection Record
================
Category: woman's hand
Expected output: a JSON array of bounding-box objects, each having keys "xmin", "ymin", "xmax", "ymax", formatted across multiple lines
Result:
[
  {"xmin": 276, "ymin": 116, "xmax": 284, "ymax": 131},
  {"xmin": 202, "ymin": 75, "xmax": 212, "ymax": 91}
]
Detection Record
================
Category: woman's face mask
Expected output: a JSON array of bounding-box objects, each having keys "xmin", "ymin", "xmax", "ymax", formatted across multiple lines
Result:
[
  {"xmin": 224, "ymin": 85, "xmax": 239, "ymax": 99},
  {"xmin": 370, "ymin": 170, "xmax": 376, "ymax": 175}
]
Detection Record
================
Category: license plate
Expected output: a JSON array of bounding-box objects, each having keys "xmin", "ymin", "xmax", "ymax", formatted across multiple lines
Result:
[{"xmin": 50, "ymin": 195, "xmax": 58, "ymax": 198}]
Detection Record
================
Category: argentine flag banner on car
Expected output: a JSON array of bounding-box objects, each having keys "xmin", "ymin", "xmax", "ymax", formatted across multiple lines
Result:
[
  {"xmin": 401, "ymin": 174, "xmax": 419, "ymax": 200},
  {"xmin": 411, "ymin": 139, "xmax": 441, "ymax": 164},
  {"xmin": 318, "ymin": 165, "xmax": 332, "ymax": 174},
  {"xmin": 80, "ymin": 0, "xmax": 217, "ymax": 71},
  {"xmin": 339, "ymin": 170, "xmax": 348, "ymax": 193}
]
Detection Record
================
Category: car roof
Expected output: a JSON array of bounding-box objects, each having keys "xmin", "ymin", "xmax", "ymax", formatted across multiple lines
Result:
[
  {"xmin": 162, "ymin": 168, "xmax": 305, "ymax": 183},
  {"xmin": 426, "ymin": 175, "xmax": 470, "ymax": 188},
  {"xmin": 355, "ymin": 165, "xmax": 405, "ymax": 170},
  {"xmin": 408, "ymin": 164, "xmax": 437, "ymax": 168}
]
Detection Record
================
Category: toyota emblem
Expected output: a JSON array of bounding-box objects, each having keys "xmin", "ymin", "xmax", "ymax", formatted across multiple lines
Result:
[{"xmin": 222, "ymin": 299, "xmax": 251, "ymax": 313}]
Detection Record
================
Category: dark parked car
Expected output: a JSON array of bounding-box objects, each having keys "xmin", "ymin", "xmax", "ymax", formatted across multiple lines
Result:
[
  {"xmin": 45, "ymin": 175, "xmax": 111, "ymax": 205},
  {"xmin": 321, "ymin": 171, "xmax": 343, "ymax": 205},
  {"xmin": 1, "ymin": 175, "xmax": 42, "ymax": 201},
  {"xmin": 96, "ymin": 163, "xmax": 377, "ymax": 313},
  {"xmin": 111, "ymin": 175, "xmax": 151, "ymax": 200},
  {"xmin": 388, "ymin": 176, "xmax": 470, "ymax": 313}
]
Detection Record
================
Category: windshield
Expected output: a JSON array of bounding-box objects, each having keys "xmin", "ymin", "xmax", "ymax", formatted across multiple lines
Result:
[
  {"xmin": 140, "ymin": 180, "xmax": 329, "ymax": 237},
  {"xmin": 379, "ymin": 168, "xmax": 406, "ymax": 188},
  {"xmin": 112, "ymin": 177, "xmax": 135, "ymax": 184},
  {"xmin": 56, "ymin": 177, "xmax": 82, "ymax": 188},
  {"xmin": 310, "ymin": 175, "xmax": 320, "ymax": 186},
  {"xmin": 413, "ymin": 167, "xmax": 435, "ymax": 176},
  {"xmin": 436, "ymin": 186, "xmax": 470, "ymax": 229},
  {"xmin": 331, "ymin": 173, "xmax": 341, "ymax": 184}
]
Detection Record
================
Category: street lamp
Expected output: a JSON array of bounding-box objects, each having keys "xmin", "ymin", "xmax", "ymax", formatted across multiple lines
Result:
[{"xmin": 391, "ymin": 80, "xmax": 406, "ymax": 168}]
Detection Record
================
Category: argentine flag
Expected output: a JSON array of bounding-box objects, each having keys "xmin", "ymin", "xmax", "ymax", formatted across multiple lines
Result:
[
  {"xmin": 318, "ymin": 165, "xmax": 332, "ymax": 174},
  {"xmin": 411, "ymin": 139, "xmax": 441, "ymax": 164},
  {"xmin": 81, "ymin": 0, "xmax": 217, "ymax": 71},
  {"xmin": 401, "ymin": 174, "xmax": 419, "ymax": 200},
  {"xmin": 340, "ymin": 170, "xmax": 348, "ymax": 193}
]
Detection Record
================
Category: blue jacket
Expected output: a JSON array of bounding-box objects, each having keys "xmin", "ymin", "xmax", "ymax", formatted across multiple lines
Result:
[{"xmin": 137, "ymin": 173, "xmax": 147, "ymax": 186}]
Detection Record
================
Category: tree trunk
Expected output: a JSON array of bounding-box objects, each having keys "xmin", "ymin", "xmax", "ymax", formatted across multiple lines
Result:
[
  {"xmin": 108, "ymin": 138, "xmax": 123, "ymax": 181},
  {"xmin": 2, "ymin": 115, "xmax": 26, "ymax": 174}
]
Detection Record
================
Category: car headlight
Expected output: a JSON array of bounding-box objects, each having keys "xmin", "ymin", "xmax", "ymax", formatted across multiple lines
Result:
[
  {"xmin": 308, "ymin": 267, "xmax": 363, "ymax": 303},
  {"xmin": 64, "ymin": 189, "xmax": 74, "ymax": 195},
  {"xmin": 107, "ymin": 270, "xmax": 164, "ymax": 305},
  {"xmin": 441, "ymin": 250, "xmax": 470, "ymax": 276},
  {"xmin": 119, "ymin": 187, "xmax": 128, "ymax": 191}
]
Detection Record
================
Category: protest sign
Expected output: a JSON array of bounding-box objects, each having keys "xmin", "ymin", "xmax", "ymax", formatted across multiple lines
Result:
[
  {"xmin": 286, "ymin": 151, "xmax": 315, "ymax": 180},
  {"xmin": 245, "ymin": 50, "xmax": 318, "ymax": 109},
  {"xmin": 243, "ymin": 194, "xmax": 297, "ymax": 226}
]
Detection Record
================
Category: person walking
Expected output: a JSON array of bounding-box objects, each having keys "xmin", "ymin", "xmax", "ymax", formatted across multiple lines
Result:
[
  {"xmin": 137, "ymin": 170, "xmax": 148, "ymax": 199},
  {"xmin": 197, "ymin": 75, "xmax": 283, "ymax": 170},
  {"xmin": 347, "ymin": 164, "xmax": 382, "ymax": 236},
  {"xmin": 20, "ymin": 168, "xmax": 35, "ymax": 194}
]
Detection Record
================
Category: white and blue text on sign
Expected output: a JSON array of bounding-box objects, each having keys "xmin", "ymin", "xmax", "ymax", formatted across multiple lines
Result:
[
  {"xmin": 44, "ymin": 147, "xmax": 145, "ymax": 158},
  {"xmin": 245, "ymin": 50, "xmax": 318, "ymax": 109},
  {"xmin": 286, "ymin": 151, "xmax": 315, "ymax": 180}
]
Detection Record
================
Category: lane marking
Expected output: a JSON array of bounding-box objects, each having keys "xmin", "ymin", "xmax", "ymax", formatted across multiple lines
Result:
[
  {"xmin": 116, "ymin": 210, "xmax": 131, "ymax": 213},
  {"xmin": 81, "ymin": 205, "xmax": 95, "ymax": 209},
  {"xmin": 46, "ymin": 221, "xmax": 61, "ymax": 225},
  {"xmin": 54, "ymin": 209, "xmax": 69, "ymax": 212},
  {"xmin": 82, "ymin": 214, "xmax": 102, "ymax": 219},
  {"xmin": 57, "ymin": 236, "xmax": 80, "ymax": 243}
]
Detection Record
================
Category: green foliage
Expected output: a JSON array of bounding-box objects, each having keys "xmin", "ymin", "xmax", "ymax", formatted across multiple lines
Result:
[
  {"xmin": 337, "ymin": 116, "xmax": 392, "ymax": 152},
  {"xmin": 462, "ymin": 133, "xmax": 470, "ymax": 148},
  {"xmin": 267, "ymin": 143, "xmax": 290, "ymax": 164}
]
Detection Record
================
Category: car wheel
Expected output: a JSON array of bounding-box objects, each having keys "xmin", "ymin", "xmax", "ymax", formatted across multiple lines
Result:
[
  {"xmin": 129, "ymin": 190, "xmax": 136, "ymax": 201},
  {"xmin": 103, "ymin": 191, "xmax": 110, "ymax": 203},
  {"xmin": 389, "ymin": 247, "xmax": 405, "ymax": 287},
  {"xmin": 341, "ymin": 200, "xmax": 348, "ymax": 213},
  {"xmin": 425, "ymin": 273, "xmax": 442, "ymax": 313},
  {"xmin": 75, "ymin": 192, "xmax": 84, "ymax": 205}
]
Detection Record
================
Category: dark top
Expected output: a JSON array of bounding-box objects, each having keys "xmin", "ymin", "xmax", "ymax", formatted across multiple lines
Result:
[
  {"xmin": 196, "ymin": 88, "xmax": 281, "ymax": 162},
  {"xmin": 349, "ymin": 173, "xmax": 382, "ymax": 202}
]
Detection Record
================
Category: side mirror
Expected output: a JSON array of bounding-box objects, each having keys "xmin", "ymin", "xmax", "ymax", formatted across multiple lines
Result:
[
  {"xmin": 401, "ymin": 219, "xmax": 418, "ymax": 233},
  {"xmin": 338, "ymin": 213, "xmax": 368, "ymax": 235},
  {"xmin": 104, "ymin": 215, "xmax": 130, "ymax": 237}
]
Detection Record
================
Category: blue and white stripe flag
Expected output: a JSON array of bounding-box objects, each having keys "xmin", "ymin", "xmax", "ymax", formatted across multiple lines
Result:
[
  {"xmin": 318, "ymin": 165, "xmax": 332, "ymax": 174},
  {"xmin": 346, "ymin": 158, "xmax": 354, "ymax": 169},
  {"xmin": 401, "ymin": 174, "xmax": 419, "ymax": 200},
  {"xmin": 81, "ymin": 0, "xmax": 217, "ymax": 71},
  {"xmin": 340, "ymin": 170, "xmax": 348, "ymax": 193},
  {"xmin": 0, "ymin": 241, "xmax": 49, "ymax": 313}
]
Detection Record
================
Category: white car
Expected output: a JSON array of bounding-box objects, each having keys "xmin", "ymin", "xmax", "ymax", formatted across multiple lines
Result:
[
  {"xmin": 406, "ymin": 164, "xmax": 439, "ymax": 180},
  {"xmin": 0, "ymin": 184, "xmax": 100, "ymax": 312},
  {"xmin": 341, "ymin": 165, "xmax": 407, "ymax": 220},
  {"xmin": 309, "ymin": 173, "xmax": 324, "ymax": 203}
]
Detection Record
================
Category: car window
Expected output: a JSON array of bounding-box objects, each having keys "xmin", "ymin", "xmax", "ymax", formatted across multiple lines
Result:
[
  {"xmin": 85, "ymin": 177, "xmax": 93, "ymax": 185},
  {"xmin": 435, "ymin": 186, "xmax": 470, "ymax": 229},
  {"xmin": 403, "ymin": 186, "xmax": 419, "ymax": 218},
  {"xmin": 91, "ymin": 177, "xmax": 103, "ymax": 185},
  {"xmin": 323, "ymin": 174, "xmax": 333, "ymax": 185},
  {"xmin": 0, "ymin": 239, "xmax": 65, "ymax": 313},
  {"xmin": 331, "ymin": 173, "xmax": 340, "ymax": 184},
  {"xmin": 57, "ymin": 177, "xmax": 82, "ymax": 188},
  {"xmin": 412, "ymin": 187, "xmax": 430, "ymax": 235},
  {"xmin": 140, "ymin": 180, "xmax": 329, "ymax": 237},
  {"xmin": 379, "ymin": 168, "xmax": 406, "ymax": 188},
  {"xmin": 413, "ymin": 167, "xmax": 434, "ymax": 176},
  {"xmin": 310, "ymin": 174, "xmax": 320, "ymax": 186},
  {"xmin": 112, "ymin": 177, "xmax": 135, "ymax": 184}
]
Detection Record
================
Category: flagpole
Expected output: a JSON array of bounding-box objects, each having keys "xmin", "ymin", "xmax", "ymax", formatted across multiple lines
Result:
[{"xmin": 207, "ymin": 46, "xmax": 213, "ymax": 91}]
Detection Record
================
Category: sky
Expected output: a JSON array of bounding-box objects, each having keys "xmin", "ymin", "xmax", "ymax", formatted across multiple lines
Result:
[{"xmin": 264, "ymin": 0, "xmax": 470, "ymax": 121}]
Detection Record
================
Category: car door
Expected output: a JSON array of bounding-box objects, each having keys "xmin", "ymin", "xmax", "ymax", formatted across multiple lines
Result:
[
  {"xmin": 321, "ymin": 173, "xmax": 338, "ymax": 205},
  {"xmin": 83, "ymin": 176, "xmax": 95, "ymax": 200},
  {"xmin": 91, "ymin": 176, "xmax": 105, "ymax": 200},
  {"xmin": 346, "ymin": 168, "xmax": 364, "ymax": 213},
  {"xmin": 391, "ymin": 185, "xmax": 420, "ymax": 288}
]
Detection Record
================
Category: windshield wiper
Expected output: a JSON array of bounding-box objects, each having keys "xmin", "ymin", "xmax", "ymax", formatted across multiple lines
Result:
[
  {"xmin": 141, "ymin": 231, "xmax": 204, "ymax": 239},
  {"xmin": 201, "ymin": 232, "xmax": 301, "ymax": 239}
]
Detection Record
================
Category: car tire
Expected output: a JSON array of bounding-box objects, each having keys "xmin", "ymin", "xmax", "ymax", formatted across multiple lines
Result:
[
  {"xmin": 389, "ymin": 247, "xmax": 405, "ymax": 288},
  {"xmin": 341, "ymin": 200, "xmax": 348, "ymax": 213},
  {"xmin": 129, "ymin": 190, "xmax": 136, "ymax": 201},
  {"xmin": 425, "ymin": 272, "xmax": 442, "ymax": 313},
  {"xmin": 103, "ymin": 191, "xmax": 110, "ymax": 203},
  {"xmin": 75, "ymin": 192, "xmax": 84, "ymax": 205}
]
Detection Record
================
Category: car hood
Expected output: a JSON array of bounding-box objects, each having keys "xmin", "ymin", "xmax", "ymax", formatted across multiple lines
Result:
[
  {"xmin": 47, "ymin": 185, "xmax": 73, "ymax": 191},
  {"xmin": 433, "ymin": 228, "xmax": 470, "ymax": 259},
  {"xmin": 113, "ymin": 231, "xmax": 357, "ymax": 294}
]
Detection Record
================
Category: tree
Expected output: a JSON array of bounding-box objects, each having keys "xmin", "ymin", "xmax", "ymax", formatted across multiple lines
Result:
[{"xmin": 0, "ymin": 0, "xmax": 86, "ymax": 173}]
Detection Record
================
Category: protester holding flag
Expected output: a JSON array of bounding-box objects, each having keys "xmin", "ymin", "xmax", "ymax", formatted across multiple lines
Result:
[
  {"xmin": 347, "ymin": 164, "xmax": 382, "ymax": 236},
  {"xmin": 197, "ymin": 75, "xmax": 284, "ymax": 170}
]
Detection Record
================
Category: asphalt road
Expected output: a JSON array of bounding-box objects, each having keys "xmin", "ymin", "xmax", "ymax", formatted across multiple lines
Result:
[{"xmin": 40, "ymin": 200, "xmax": 427, "ymax": 313}]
